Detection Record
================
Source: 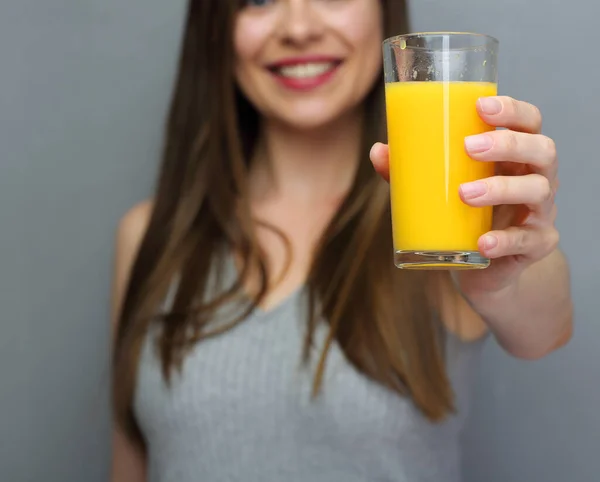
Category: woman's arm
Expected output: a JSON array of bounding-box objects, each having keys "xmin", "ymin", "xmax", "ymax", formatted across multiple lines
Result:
[
  {"xmin": 456, "ymin": 248, "xmax": 573, "ymax": 359},
  {"xmin": 109, "ymin": 201, "xmax": 153, "ymax": 482}
]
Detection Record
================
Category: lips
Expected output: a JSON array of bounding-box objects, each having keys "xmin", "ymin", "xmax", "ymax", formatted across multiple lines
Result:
[{"xmin": 266, "ymin": 56, "xmax": 344, "ymax": 91}]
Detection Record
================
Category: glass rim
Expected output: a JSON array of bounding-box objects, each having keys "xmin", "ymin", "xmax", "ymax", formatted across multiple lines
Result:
[{"xmin": 383, "ymin": 31, "xmax": 499, "ymax": 49}]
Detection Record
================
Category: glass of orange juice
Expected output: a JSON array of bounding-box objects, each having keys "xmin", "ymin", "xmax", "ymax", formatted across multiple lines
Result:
[{"xmin": 383, "ymin": 32, "xmax": 499, "ymax": 270}]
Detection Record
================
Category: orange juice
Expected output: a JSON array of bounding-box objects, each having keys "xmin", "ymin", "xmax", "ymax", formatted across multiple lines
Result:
[{"xmin": 385, "ymin": 81, "xmax": 497, "ymax": 254}]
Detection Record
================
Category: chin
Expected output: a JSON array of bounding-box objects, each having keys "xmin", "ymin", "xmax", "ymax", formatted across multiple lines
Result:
[
  {"xmin": 267, "ymin": 98, "xmax": 362, "ymax": 132},
  {"xmin": 276, "ymin": 112, "xmax": 343, "ymax": 131}
]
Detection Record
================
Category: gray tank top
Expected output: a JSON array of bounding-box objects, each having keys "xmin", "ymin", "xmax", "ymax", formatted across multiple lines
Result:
[{"xmin": 134, "ymin": 260, "xmax": 486, "ymax": 482}]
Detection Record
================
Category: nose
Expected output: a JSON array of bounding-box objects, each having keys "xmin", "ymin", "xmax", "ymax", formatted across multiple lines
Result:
[{"xmin": 277, "ymin": 0, "xmax": 324, "ymax": 46}]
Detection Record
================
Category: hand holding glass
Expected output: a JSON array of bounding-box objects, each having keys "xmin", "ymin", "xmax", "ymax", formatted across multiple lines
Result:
[{"xmin": 383, "ymin": 32, "xmax": 499, "ymax": 269}]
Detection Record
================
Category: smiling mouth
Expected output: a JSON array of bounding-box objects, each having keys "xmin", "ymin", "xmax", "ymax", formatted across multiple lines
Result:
[{"xmin": 269, "ymin": 61, "xmax": 342, "ymax": 79}]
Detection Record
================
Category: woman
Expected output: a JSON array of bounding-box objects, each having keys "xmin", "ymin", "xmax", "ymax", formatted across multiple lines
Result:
[{"xmin": 111, "ymin": 0, "xmax": 573, "ymax": 481}]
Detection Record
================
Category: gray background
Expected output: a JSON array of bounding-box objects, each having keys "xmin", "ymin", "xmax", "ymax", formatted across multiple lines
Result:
[{"xmin": 1, "ymin": 0, "xmax": 597, "ymax": 481}]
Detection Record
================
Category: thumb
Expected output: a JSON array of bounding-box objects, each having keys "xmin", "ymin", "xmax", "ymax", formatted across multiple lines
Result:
[{"xmin": 370, "ymin": 142, "xmax": 390, "ymax": 183}]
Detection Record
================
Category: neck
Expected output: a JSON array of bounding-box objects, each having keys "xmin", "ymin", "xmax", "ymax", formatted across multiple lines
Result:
[{"xmin": 249, "ymin": 110, "xmax": 364, "ymax": 202}]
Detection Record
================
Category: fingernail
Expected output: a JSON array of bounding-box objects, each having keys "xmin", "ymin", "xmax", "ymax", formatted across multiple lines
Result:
[
  {"xmin": 478, "ymin": 97, "xmax": 502, "ymax": 115},
  {"xmin": 483, "ymin": 235, "xmax": 498, "ymax": 250},
  {"xmin": 370, "ymin": 143, "xmax": 382, "ymax": 159},
  {"xmin": 465, "ymin": 134, "xmax": 493, "ymax": 153},
  {"xmin": 369, "ymin": 145, "xmax": 376, "ymax": 159},
  {"xmin": 460, "ymin": 181, "xmax": 488, "ymax": 199}
]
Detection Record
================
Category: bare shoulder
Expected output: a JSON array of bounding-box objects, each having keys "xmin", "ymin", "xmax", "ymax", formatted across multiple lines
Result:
[
  {"xmin": 114, "ymin": 200, "xmax": 154, "ymax": 275},
  {"xmin": 116, "ymin": 200, "xmax": 154, "ymax": 250},
  {"xmin": 432, "ymin": 272, "xmax": 489, "ymax": 342},
  {"xmin": 111, "ymin": 200, "xmax": 154, "ymax": 333}
]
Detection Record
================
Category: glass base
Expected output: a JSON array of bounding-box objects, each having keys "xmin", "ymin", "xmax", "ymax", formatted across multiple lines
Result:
[{"xmin": 394, "ymin": 250, "xmax": 490, "ymax": 270}]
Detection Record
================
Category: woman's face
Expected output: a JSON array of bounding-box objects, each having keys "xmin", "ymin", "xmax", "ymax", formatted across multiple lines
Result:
[{"xmin": 234, "ymin": 0, "xmax": 384, "ymax": 131}]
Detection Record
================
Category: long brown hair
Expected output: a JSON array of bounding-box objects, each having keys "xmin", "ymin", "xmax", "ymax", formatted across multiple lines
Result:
[{"xmin": 113, "ymin": 0, "xmax": 454, "ymax": 443}]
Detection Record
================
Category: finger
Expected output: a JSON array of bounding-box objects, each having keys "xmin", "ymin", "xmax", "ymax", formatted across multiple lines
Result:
[
  {"xmin": 479, "ymin": 226, "xmax": 560, "ymax": 260},
  {"xmin": 370, "ymin": 142, "xmax": 389, "ymax": 182},
  {"xmin": 465, "ymin": 130, "xmax": 558, "ymax": 181},
  {"xmin": 476, "ymin": 96, "xmax": 543, "ymax": 134},
  {"xmin": 459, "ymin": 174, "xmax": 555, "ymax": 217}
]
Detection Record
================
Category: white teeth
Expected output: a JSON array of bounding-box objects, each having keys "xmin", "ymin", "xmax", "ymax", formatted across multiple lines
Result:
[{"xmin": 277, "ymin": 62, "xmax": 336, "ymax": 79}]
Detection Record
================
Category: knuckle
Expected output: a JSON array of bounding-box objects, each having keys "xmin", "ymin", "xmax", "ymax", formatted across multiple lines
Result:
[
  {"xmin": 534, "ymin": 175, "xmax": 553, "ymax": 203},
  {"xmin": 516, "ymin": 229, "xmax": 529, "ymax": 253},
  {"xmin": 489, "ymin": 176, "xmax": 509, "ymax": 201},
  {"xmin": 531, "ymin": 104, "xmax": 543, "ymax": 130},
  {"xmin": 543, "ymin": 135, "xmax": 557, "ymax": 161},
  {"xmin": 502, "ymin": 130, "xmax": 519, "ymax": 155},
  {"xmin": 503, "ymin": 96, "xmax": 519, "ymax": 114}
]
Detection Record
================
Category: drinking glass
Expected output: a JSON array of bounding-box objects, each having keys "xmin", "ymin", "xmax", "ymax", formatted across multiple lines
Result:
[{"xmin": 383, "ymin": 32, "xmax": 499, "ymax": 269}]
